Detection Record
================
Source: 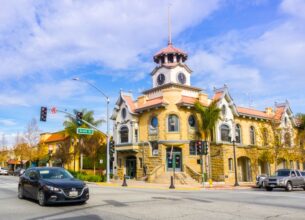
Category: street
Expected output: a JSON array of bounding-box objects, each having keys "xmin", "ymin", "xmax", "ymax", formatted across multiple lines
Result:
[{"xmin": 1, "ymin": 175, "xmax": 305, "ymax": 220}]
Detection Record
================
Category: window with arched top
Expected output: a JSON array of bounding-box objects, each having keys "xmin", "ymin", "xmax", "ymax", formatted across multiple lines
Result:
[
  {"xmin": 284, "ymin": 132, "xmax": 291, "ymax": 147},
  {"xmin": 221, "ymin": 124, "xmax": 230, "ymax": 142},
  {"xmin": 235, "ymin": 124, "xmax": 242, "ymax": 144},
  {"xmin": 120, "ymin": 126, "xmax": 129, "ymax": 143},
  {"xmin": 250, "ymin": 126, "xmax": 256, "ymax": 145},
  {"xmin": 168, "ymin": 114, "xmax": 179, "ymax": 132},
  {"xmin": 188, "ymin": 115, "xmax": 196, "ymax": 128}
]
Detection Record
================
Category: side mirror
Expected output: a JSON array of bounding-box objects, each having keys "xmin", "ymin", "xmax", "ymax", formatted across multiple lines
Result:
[{"xmin": 30, "ymin": 175, "xmax": 38, "ymax": 181}]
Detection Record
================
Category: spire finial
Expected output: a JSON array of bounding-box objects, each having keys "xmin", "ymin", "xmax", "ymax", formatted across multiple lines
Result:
[{"xmin": 168, "ymin": 3, "xmax": 172, "ymax": 45}]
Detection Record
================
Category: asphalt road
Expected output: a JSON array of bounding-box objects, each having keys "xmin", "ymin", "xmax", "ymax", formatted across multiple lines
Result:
[{"xmin": 1, "ymin": 175, "xmax": 305, "ymax": 220}]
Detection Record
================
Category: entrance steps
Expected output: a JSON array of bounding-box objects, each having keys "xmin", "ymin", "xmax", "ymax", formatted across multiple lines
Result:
[{"xmin": 153, "ymin": 172, "xmax": 201, "ymax": 186}]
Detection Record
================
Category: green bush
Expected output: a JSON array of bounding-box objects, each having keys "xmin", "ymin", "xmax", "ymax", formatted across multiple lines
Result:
[{"xmin": 68, "ymin": 170, "xmax": 106, "ymax": 182}]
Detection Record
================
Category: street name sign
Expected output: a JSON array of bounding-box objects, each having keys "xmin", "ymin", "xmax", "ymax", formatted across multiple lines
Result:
[{"xmin": 77, "ymin": 128, "xmax": 94, "ymax": 135}]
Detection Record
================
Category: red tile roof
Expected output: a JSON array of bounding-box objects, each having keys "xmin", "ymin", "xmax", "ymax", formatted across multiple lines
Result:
[
  {"xmin": 237, "ymin": 107, "xmax": 271, "ymax": 119},
  {"xmin": 178, "ymin": 96, "xmax": 208, "ymax": 107},
  {"xmin": 135, "ymin": 97, "xmax": 167, "ymax": 112},
  {"xmin": 122, "ymin": 95, "xmax": 136, "ymax": 113},
  {"xmin": 45, "ymin": 132, "xmax": 67, "ymax": 143},
  {"xmin": 274, "ymin": 106, "xmax": 285, "ymax": 120},
  {"xmin": 154, "ymin": 44, "xmax": 187, "ymax": 57},
  {"xmin": 7, "ymin": 159, "xmax": 20, "ymax": 165},
  {"xmin": 213, "ymin": 92, "xmax": 223, "ymax": 101}
]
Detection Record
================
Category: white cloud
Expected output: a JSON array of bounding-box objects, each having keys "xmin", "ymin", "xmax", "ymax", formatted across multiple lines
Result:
[
  {"xmin": 0, "ymin": 0, "xmax": 221, "ymax": 80},
  {"xmin": 0, "ymin": 119, "xmax": 16, "ymax": 126}
]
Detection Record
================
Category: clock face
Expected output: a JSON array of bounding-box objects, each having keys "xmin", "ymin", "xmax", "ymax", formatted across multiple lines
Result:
[
  {"xmin": 157, "ymin": 73, "xmax": 165, "ymax": 85},
  {"xmin": 178, "ymin": 72, "xmax": 186, "ymax": 84}
]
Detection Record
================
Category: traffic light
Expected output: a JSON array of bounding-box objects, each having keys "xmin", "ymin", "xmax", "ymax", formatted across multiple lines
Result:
[
  {"xmin": 110, "ymin": 139, "xmax": 115, "ymax": 154},
  {"xmin": 202, "ymin": 141, "xmax": 208, "ymax": 155},
  {"xmin": 40, "ymin": 106, "xmax": 47, "ymax": 122},
  {"xmin": 196, "ymin": 141, "xmax": 202, "ymax": 155},
  {"xmin": 76, "ymin": 112, "xmax": 83, "ymax": 125}
]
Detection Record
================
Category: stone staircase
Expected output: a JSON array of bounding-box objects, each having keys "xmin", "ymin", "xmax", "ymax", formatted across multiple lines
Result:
[{"xmin": 153, "ymin": 171, "xmax": 201, "ymax": 186}]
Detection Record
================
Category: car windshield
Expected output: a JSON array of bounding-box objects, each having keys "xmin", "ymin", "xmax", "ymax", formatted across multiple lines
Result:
[
  {"xmin": 39, "ymin": 168, "xmax": 74, "ymax": 179},
  {"xmin": 275, "ymin": 170, "xmax": 290, "ymax": 176}
]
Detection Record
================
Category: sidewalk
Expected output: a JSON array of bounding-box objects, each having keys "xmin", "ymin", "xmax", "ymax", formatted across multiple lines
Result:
[{"xmin": 95, "ymin": 180, "xmax": 254, "ymax": 191}]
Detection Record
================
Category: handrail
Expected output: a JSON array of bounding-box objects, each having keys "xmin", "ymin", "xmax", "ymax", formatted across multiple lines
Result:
[
  {"xmin": 147, "ymin": 164, "xmax": 163, "ymax": 182},
  {"xmin": 185, "ymin": 165, "xmax": 201, "ymax": 183}
]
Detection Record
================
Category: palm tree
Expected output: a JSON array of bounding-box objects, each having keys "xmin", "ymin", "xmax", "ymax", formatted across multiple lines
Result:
[
  {"xmin": 195, "ymin": 100, "xmax": 221, "ymax": 182},
  {"xmin": 63, "ymin": 109, "xmax": 103, "ymax": 171}
]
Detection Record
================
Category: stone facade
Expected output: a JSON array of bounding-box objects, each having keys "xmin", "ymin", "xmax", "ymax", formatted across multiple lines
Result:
[{"xmin": 111, "ymin": 42, "xmax": 305, "ymax": 185}]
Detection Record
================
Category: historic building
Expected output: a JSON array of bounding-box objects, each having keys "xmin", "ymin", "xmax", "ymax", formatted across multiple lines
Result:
[{"xmin": 111, "ymin": 40, "xmax": 304, "ymax": 185}]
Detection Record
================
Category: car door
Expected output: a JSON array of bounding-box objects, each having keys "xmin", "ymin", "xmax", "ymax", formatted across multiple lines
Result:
[
  {"xmin": 22, "ymin": 169, "xmax": 32, "ymax": 197},
  {"xmin": 290, "ymin": 170, "xmax": 298, "ymax": 187},
  {"xmin": 28, "ymin": 170, "xmax": 40, "ymax": 199},
  {"xmin": 296, "ymin": 171, "xmax": 304, "ymax": 186}
]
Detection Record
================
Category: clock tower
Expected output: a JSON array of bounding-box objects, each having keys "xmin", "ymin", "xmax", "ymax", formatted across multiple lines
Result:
[{"xmin": 151, "ymin": 43, "xmax": 192, "ymax": 88}]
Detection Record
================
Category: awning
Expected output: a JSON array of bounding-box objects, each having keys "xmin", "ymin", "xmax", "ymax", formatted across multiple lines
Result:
[{"xmin": 7, "ymin": 159, "xmax": 20, "ymax": 165}]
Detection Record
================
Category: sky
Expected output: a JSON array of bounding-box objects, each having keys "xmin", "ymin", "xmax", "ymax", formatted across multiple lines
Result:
[{"xmin": 0, "ymin": 0, "xmax": 305, "ymax": 146}]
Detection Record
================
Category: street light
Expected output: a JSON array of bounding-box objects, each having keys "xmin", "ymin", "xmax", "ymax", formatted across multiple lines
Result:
[
  {"xmin": 72, "ymin": 78, "xmax": 111, "ymax": 182},
  {"xmin": 230, "ymin": 122, "xmax": 239, "ymax": 187}
]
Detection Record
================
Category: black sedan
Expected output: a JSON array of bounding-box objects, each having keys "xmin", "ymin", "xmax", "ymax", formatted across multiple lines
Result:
[{"xmin": 18, "ymin": 167, "xmax": 89, "ymax": 206}]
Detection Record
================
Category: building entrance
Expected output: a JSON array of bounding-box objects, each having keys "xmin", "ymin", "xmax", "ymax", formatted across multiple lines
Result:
[
  {"xmin": 126, "ymin": 156, "xmax": 136, "ymax": 179},
  {"xmin": 166, "ymin": 147, "xmax": 182, "ymax": 172}
]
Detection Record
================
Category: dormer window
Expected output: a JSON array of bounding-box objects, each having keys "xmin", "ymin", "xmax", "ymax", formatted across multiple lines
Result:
[
  {"xmin": 222, "ymin": 105, "xmax": 226, "ymax": 117},
  {"xmin": 121, "ymin": 108, "xmax": 127, "ymax": 119}
]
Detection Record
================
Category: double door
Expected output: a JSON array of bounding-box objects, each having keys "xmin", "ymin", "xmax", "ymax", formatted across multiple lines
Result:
[{"xmin": 167, "ymin": 151, "xmax": 182, "ymax": 172}]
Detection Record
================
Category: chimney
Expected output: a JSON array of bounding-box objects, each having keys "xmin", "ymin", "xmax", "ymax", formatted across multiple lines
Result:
[
  {"xmin": 137, "ymin": 95, "xmax": 147, "ymax": 106},
  {"xmin": 265, "ymin": 107, "xmax": 274, "ymax": 116},
  {"xmin": 199, "ymin": 93, "xmax": 208, "ymax": 106}
]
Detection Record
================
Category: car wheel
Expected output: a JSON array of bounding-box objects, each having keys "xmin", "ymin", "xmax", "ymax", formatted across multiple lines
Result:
[
  {"xmin": 285, "ymin": 182, "xmax": 293, "ymax": 192},
  {"xmin": 18, "ymin": 185, "xmax": 24, "ymax": 199},
  {"xmin": 37, "ymin": 190, "xmax": 46, "ymax": 206},
  {"xmin": 266, "ymin": 187, "xmax": 273, "ymax": 191}
]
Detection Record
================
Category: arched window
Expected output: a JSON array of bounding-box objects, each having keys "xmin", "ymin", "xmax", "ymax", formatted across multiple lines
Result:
[
  {"xmin": 235, "ymin": 124, "xmax": 242, "ymax": 144},
  {"xmin": 188, "ymin": 115, "xmax": 196, "ymax": 128},
  {"xmin": 262, "ymin": 128, "xmax": 268, "ymax": 146},
  {"xmin": 150, "ymin": 116, "xmax": 158, "ymax": 128},
  {"xmin": 168, "ymin": 114, "xmax": 179, "ymax": 132},
  {"xmin": 221, "ymin": 124, "xmax": 230, "ymax": 142},
  {"xmin": 228, "ymin": 158, "xmax": 233, "ymax": 171},
  {"xmin": 120, "ymin": 126, "xmax": 129, "ymax": 143},
  {"xmin": 250, "ymin": 126, "xmax": 256, "ymax": 145},
  {"xmin": 284, "ymin": 132, "xmax": 291, "ymax": 147}
]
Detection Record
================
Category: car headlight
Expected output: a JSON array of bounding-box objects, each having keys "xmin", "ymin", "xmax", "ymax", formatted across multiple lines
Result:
[{"xmin": 44, "ymin": 185, "xmax": 62, "ymax": 192}]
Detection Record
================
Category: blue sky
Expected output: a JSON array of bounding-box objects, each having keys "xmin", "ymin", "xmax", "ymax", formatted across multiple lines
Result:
[{"xmin": 0, "ymin": 0, "xmax": 305, "ymax": 146}]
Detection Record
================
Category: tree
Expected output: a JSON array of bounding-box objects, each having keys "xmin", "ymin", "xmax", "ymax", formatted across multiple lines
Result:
[
  {"xmin": 195, "ymin": 100, "xmax": 221, "ymax": 181},
  {"xmin": 296, "ymin": 113, "xmax": 305, "ymax": 148},
  {"xmin": 53, "ymin": 139, "xmax": 73, "ymax": 167},
  {"xmin": 23, "ymin": 118, "xmax": 41, "ymax": 164},
  {"xmin": 14, "ymin": 134, "xmax": 31, "ymax": 168},
  {"xmin": 63, "ymin": 109, "xmax": 103, "ymax": 171},
  {"xmin": 82, "ymin": 132, "xmax": 106, "ymax": 175}
]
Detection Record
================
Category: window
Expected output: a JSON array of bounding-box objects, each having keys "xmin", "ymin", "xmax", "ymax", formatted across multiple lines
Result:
[
  {"xmin": 188, "ymin": 115, "xmax": 196, "ymax": 128},
  {"xmin": 151, "ymin": 141, "xmax": 158, "ymax": 156},
  {"xmin": 120, "ymin": 126, "xmax": 129, "ymax": 143},
  {"xmin": 222, "ymin": 105, "xmax": 226, "ymax": 117},
  {"xmin": 168, "ymin": 114, "xmax": 179, "ymax": 132},
  {"xmin": 284, "ymin": 117, "xmax": 288, "ymax": 126},
  {"xmin": 139, "ymin": 158, "xmax": 143, "ymax": 168},
  {"xmin": 235, "ymin": 124, "xmax": 241, "ymax": 144},
  {"xmin": 149, "ymin": 116, "xmax": 158, "ymax": 134},
  {"xmin": 189, "ymin": 141, "xmax": 197, "ymax": 155},
  {"xmin": 135, "ymin": 129, "xmax": 138, "ymax": 143},
  {"xmin": 262, "ymin": 128, "xmax": 268, "ymax": 146},
  {"xmin": 228, "ymin": 158, "xmax": 233, "ymax": 171},
  {"xmin": 291, "ymin": 170, "xmax": 296, "ymax": 177},
  {"xmin": 221, "ymin": 124, "xmax": 230, "ymax": 142},
  {"xmin": 121, "ymin": 108, "xmax": 127, "ymax": 119},
  {"xmin": 296, "ymin": 161, "xmax": 300, "ymax": 170},
  {"xmin": 284, "ymin": 132, "xmax": 291, "ymax": 147},
  {"xmin": 150, "ymin": 116, "xmax": 158, "ymax": 128},
  {"xmin": 296, "ymin": 170, "xmax": 301, "ymax": 176},
  {"xmin": 290, "ymin": 160, "xmax": 294, "ymax": 169},
  {"xmin": 250, "ymin": 126, "xmax": 256, "ymax": 145}
]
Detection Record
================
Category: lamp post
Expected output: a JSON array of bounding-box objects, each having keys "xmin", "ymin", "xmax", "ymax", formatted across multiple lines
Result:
[
  {"xmin": 72, "ymin": 78, "xmax": 111, "ymax": 182},
  {"xmin": 230, "ymin": 122, "xmax": 239, "ymax": 187}
]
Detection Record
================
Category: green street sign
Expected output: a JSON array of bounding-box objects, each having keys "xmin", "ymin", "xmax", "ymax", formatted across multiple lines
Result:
[{"xmin": 77, "ymin": 128, "xmax": 94, "ymax": 135}]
